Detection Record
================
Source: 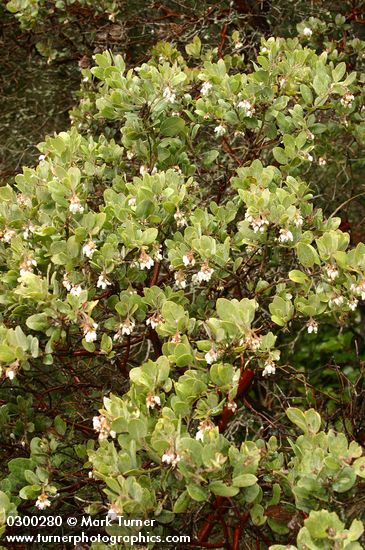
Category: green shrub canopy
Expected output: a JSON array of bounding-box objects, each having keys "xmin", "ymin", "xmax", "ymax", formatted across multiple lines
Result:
[{"xmin": 1, "ymin": 22, "xmax": 365, "ymax": 550}]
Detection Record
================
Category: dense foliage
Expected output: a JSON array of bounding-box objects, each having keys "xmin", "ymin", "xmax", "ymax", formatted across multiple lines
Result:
[{"xmin": 1, "ymin": 4, "xmax": 365, "ymax": 550}]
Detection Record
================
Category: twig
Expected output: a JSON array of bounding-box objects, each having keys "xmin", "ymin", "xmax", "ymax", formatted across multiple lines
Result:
[
  {"xmin": 218, "ymin": 21, "xmax": 228, "ymax": 59},
  {"xmin": 218, "ymin": 354, "xmax": 254, "ymax": 432}
]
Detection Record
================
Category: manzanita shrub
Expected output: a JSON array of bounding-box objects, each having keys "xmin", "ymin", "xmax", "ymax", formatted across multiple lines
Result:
[{"xmin": 1, "ymin": 27, "xmax": 365, "ymax": 549}]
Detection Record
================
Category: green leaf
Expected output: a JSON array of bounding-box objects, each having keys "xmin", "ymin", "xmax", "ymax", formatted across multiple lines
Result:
[
  {"xmin": 273, "ymin": 147, "xmax": 289, "ymax": 165},
  {"xmin": 186, "ymin": 484, "xmax": 209, "ymax": 502},
  {"xmin": 0, "ymin": 345, "xmax": 16, "ymax": 363},
  {"xmin": 232, "ymin": 474, "xmax": 257, "ymax": 487},
  {"xmin": 100, "ymin": 333, "xmax": 113, "ymax": 354},
  {"xmin": 348, "ymin": 519, "xmax": 364, "ymax": 541},
  {"xmin": 296, "ymin": 242, "xmax": 320, "ymax": 268},
  {"xmin": 185, "ymin": 36, "xmax": 201, "ymax": 58},
  {"xmin": 24, "ymin": 470, "xmax": 40, "ymax": 485},
  {"xmin": 203, "ymin": 150, "xmax": 219, "ymax": 167},
  {"xmin": 313, "ymin": 73, "xmax": 330, "ymax": 96},
  {"xmin": 128, "ymin": 418, "xmax": 147, "ymax": 440},
  {"xmin": 286, "ymin": 407, "xmax": 307, "ymax": 432},
  {"xmin": 66, "ymin": 236, "xmax": 80, "ymax": 258},
  {"xmin": 160, "ymin": 117, "xmax": 185, "ymax": 137},
  {"xmin": 353, "ymin": 457, "xmax": 365, "ymax": 479},
  {"xmin": 332, "ymin": 62, "xmax": 346, "ymax": 83},
  {"xmin": 19, "ymin": 485, "xmax": 41, "ymax": 500},
  {"xmin": 332, "ymin": 466, "xmax": 356, "ymax": 493},
  {"xmin": 54, "ymin": 416, "xmax": 67, "ymax": 436},
  {"xmin": 304, "ymin": 409, "xmax": 321, "ymax": 434},
  {"xmin": 289, "ymin": 270, "xmax": 309, "ymax": 284},
  {"xmin": 300, "ymin": 84, "xmax": 313, "ymax": 104},
  {"xmin": 209, "ymin": 481, "xmax": 240, "ymax": 497},
  {"xmin": 94, "ymin": 52, "xmax": 112, "ymax": 68},
  {"xmin": 173, "ymin": 490, "xmax": 191, "ymax": 512},
  {"xmin": 26, "ymin": 313, "xmax": 49, "ymax": 332}
]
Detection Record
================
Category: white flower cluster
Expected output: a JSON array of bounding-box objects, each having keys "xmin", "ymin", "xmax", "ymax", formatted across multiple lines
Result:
[
  {"xmin": 183, "ymin": 250, "xmax": 195, "ymax": 267},
  {"xmin": 146, "ymin": 312, "xmax": 163, "ymax": 330},
  {"xmin": 1, "ymin": 229, "xmax": 16, "ymax": 243},
  {"xmin": 278, "ymin": 228, "xmax": 294, "ymax": 243},
  {"xmin": 351, "ymin": 279, "xmax": 365, "ymax": 300},
  {"xmin": 139, "ymin": 250, "xmax": 154, "ymax": 270},
  {"xmin": 329, "ymin": 295, "xmax": 344, "ymax": 307},
  {"xmin": 303, "ymin": 27, "xmax": 313, "ymax": 37},
  {"xmin": 107, "ymin": 503, "xmax": 120, "ymax": 520},
  {"xmin": 97, "ymin": 273, "xmax": 112, "ymax": 290},
  {"xmin": 174, "ymin": 270, "xmax": 187, "ymax": 289},
  {"xmin": 70, "ymin": 284, "xmax": 83, "ymax": 296},
  {"xmin": 82, "ymin": 240, "xmax": 96, "ymax": 259},
  {"xmin": 174, "ymin": 209, "xmax": 187, "ymax": 227},
  {"xmin": 121, "ymin": 318, "xmax": 135, "ymax": 336},
  {"xmin": 113, "ymin": 318, "xmax": 136, "ymax": 341},
  {"xmin": 214, "ymin": 125, "xmax": 226, "ymax": 137},
  {"xmin": 325, "ymin": 264, "xmax": 339, "ymax": 280},
  {"xmin": 205, "ymin": 348, "xmax": 218, "ymax": 365},
  {"xmin": 349, "ymin": 298, "xmax": 359, "ymax": 311},
  {"xmin": 340, "ymin": 92, "xmax": 355, "ymax": 108},
  {"xmin": 195, "ymin": 420, "xmax": 214, "ymax": 441},
  {"xmin": 23, "ymin": 222, "xmax": 35, "ymax": 240},
  {"xmin": 62, "ymin": 273, "xmax": 72, "ymax": 291},
  {"xmin": 19, "ymin": 258, "xmax": 37, "ymax": 277},
  {"xmin": 262, "ymin": 359, "xmax": 276, "ymax": 377},
  {"xmin": 163, "ymin": 86, "xmax": 176, "ymax": 103},
  {"xmin": 293, "ymin": 212, "xmax": 304, "ymax": 227},
  {"xmin": 318, "ymin": 157, "xmax": 327, "ymax": 166},
  {"xmin": 227, "ymin": 401, "xmax": 238, "ymax": 413},
  {"xmin": 161, "ymin": 449, "xmax": 181, "ymax": 467},
  {"xmin": 139, "ymin": 165, "xmax": 157, "ymax": 176},
  {"xmin": 192, "ymin": 261, "xmax": 214, "ymax": 284},
  {"xmin": 146, "ymin": 393, "xmax": 161, "ymax": 409},
  {"xmin": 92, "ymin": 415, "xmax": 116, "ymax": 440},
  {"xmin": 69, "ymin": 194, "xmax": 84, "ymax": 214},
  {"xmin": 245, "ymin": 212, "xmax": 269, "ymax": 233},
  {"xmin": 83, "ymin": 321, "xmax": 98, "ymax": 343},
  {"xmin": 6, "ymin": 361, "xmax": 19, "ymax": 381},
  {"xmin": 237, "ymin": 99, "xmax": 255, "ymax": 117},
  {"xmin": 35, "ymin": 494, "xmax": 51, "ymax": 510},
  {"xmin": 16, "ymin": 193, "xmax": 28, "ymax": 206},
  {"xmin": 154, "ymin": 245, "xmax": 163, "ymax": 261},
  {"xmin": 200, "ymin": 81, "xmax": 212, "ymax": 96},
  {"xmin": 170, "ymin": 331, "xmax": 182, "ymax": 344},
  {"xmin": 306, "ymin": 319, "xmax": 318, "ymax": 334},
  {"xmin": 244, "ymin": 333, "xmax": 261, "ymax": 351},
  {"xmin": 6, "ymin": 368, "xmax": 15, "ymax": 381}
]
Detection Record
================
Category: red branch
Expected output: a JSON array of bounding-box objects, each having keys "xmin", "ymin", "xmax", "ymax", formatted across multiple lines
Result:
[
  {"xmin": 218, "ymin": 21, "xmax": 228, "ymax": 59},
  {"xmin": 232, "ymin": 526, "xmax": 240, "ymax": 550},
  {"xmin": 218, "ymin": 354, "xmax": 254, "ymax": 432},
  {"xmin": 196, "ymin": 497, "xmax": 223, "ymax": 543},
  {"xmin": 222, "ymin": 136, "xmax": 242, "ymax": 166},
  {"xmin": 149, "ymin": 261, "xmax": 161, "ymax": 287}
]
